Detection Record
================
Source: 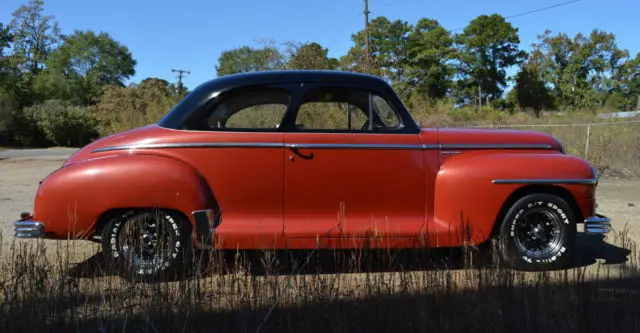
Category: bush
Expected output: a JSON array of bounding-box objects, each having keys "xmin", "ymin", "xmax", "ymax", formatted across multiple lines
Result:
[{"xmin": 22, "ymin": 99, "xmax": 100, "ymax": 147}]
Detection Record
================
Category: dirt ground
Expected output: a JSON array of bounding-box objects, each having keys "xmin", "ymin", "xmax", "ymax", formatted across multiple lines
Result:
[{"xmin": 0, "ymin": 156, "xmax": 639, "ymax": 278}]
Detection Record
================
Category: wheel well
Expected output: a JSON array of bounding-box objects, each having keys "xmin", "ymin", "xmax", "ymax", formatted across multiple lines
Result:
[
  {"xmin": 90, "ymin": 208, "xmax": 192, "ymax": 241},
  {"xmin": 489, "ymin": 184, "xmax": 584, "ymax": 240}
]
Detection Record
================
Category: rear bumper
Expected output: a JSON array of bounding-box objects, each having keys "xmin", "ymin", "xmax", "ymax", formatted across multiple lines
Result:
[
  {"xmin": 15, "ymin": 220, "xmax": 45, "ymax": 238},
  {"xmin": 584, "ymin": 214, "xmax": 611, "ymax": 234},
  {"xmin": 14, "ymin": 212, "xmax": 45, "ymax": 238}
]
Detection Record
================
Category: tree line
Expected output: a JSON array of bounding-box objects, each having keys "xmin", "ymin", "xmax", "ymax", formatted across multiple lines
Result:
[{"xmin": 1, "ymin": 0, "xmax": 638, "ymax": 148}]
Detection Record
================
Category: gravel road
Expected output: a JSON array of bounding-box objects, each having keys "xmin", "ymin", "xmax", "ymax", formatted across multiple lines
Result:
[
  {"xmin": 0, "ymin": 151, "xmax": 638, "ymax": 278},
  {"xmin": 0, "ymin": 147, "xmax": 78, "ymax": 159}
]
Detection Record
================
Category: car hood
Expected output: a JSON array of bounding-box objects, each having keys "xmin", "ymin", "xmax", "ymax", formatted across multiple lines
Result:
[{"xmin": 428, "ymin": 127, "xmax": 564, "ymax": 152}]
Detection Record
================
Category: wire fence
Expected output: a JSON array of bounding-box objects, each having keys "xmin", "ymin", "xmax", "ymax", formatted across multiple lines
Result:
[{"xmin": 466, "ymin": 120, "xmax": 640, "ymax": 173}]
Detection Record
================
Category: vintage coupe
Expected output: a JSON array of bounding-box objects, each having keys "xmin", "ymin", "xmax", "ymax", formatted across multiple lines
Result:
[{"xmin": 15, "ymin": 70, "xmax": 611, "ymax": 279}]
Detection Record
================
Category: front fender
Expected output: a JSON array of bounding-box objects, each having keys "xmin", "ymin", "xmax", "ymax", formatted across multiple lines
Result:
[
  {"xmin": 34, "ymin": 154, "xmax": 216, "ymax": 240},
  {"xmin": 431, "ymin": 152, "xmax": 596, "ymax": 246}
]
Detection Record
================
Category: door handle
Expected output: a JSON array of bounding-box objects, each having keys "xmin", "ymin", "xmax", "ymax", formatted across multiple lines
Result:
[{"xmin": 288, "ymin": 145, "xmax": 314, "ymax": 159}]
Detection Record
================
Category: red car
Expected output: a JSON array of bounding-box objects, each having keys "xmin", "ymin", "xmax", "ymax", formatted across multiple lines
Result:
[{"xmin": 15, "ymin": 70, "xmax": 610, "ymax": 279}]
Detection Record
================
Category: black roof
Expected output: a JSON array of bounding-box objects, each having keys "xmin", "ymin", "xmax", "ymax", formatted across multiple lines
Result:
[{"xmin": 201, "ymin": 70, "xmax": 389, "ymax": 90}]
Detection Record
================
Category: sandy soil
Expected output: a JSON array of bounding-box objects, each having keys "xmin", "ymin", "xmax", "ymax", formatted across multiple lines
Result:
[{"xmin": 0, "ymin": 156, "xmax": 639, "ymax": 278}]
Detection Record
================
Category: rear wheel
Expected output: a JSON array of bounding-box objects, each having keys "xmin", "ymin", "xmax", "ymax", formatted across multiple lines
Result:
[
  {"xmin": 498, "ymin": 193, "xmax": 577, "ymax": 270},
  {"xmin": 100, "ymin": 209, "xmax": 194, "ymax": 281}
]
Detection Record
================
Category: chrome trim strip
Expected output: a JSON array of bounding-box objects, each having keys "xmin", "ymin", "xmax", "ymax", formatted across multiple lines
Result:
[
  {"xmin": 92, "ymin": 142, "xmax": 284, "ymax": 152},
  {"xmin": 15, "ymin": 220, "xmax": 45, "ymax": 238},
  {"xmin": 584, "ymin": 214, "xmax": 611, "ymax": 234},
  {"xmin": 92, "ymin": 142, "xmax": 553, "ymax": 153},
  {"xmin": 287, "ymin": 143, "xmax": 428, "ymax": 150},
  {"xmin": 492, "ymin": 178, "xmax": 599, "ymax": 185},
  {"xmin": 440, "ymin": 143, "xmax": 553, "ymax": 150}
]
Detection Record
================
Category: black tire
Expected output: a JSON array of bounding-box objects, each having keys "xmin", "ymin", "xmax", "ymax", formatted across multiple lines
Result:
[
  {"xmin": 100, "ymin": 209, "xmax": 194, "ymax": 281},
  {"xmin": 498, "ymin": 193, "xmax": 577, "ymax": 271}
]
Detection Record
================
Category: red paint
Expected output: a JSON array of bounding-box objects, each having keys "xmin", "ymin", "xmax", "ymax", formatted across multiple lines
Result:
[{"xmin": 30, "ymin": 123, "xmax": 598, "ymax": 251}]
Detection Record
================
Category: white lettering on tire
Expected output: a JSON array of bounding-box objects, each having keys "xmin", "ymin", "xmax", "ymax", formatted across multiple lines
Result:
[{"xmin": 508, "ymin": 199, "xmax": 569, "ymax": 265}]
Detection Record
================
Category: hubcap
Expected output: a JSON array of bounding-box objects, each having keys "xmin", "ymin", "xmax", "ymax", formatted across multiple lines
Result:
[{"xmin": 514, "ymin": 208, "xmax": 563, "ymax": 259}]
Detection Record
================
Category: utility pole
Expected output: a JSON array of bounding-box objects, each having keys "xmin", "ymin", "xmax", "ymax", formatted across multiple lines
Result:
[
  {"xmin": 363, "ymin": 0, "xmax": 370, "ymax": 71},
  {"xmin": 172, "ymin": 68, "xmax": 190, "ymax": 96}
]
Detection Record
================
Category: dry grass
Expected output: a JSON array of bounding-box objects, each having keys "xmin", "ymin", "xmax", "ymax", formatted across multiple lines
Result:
[{"xmin": 1, "ymin": 225, "xmax": 639, "ymax": 332}]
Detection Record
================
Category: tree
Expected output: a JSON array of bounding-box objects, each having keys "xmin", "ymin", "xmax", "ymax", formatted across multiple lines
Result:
[
  {"xmin": 511, "ymin": 64, "xmax": 554, "ymax": 116},
  {"xmin": 285, "ymin": 42, "xmax": 339, "ymax": 70},
  {"xmin": 613, "ymin": 52, "xmax": 640, "ymax": 110},
  {"xmin": 528, "ymin": 29, "xmax": 632, "ymax": 110},
  {"xmin": 403, "ymin": 18, "xmax": 456, "ymax": 101},
  {"xmin": 0, "ymin": 23, "xmax": 15, "ymax": 85},
  {"xmin": 0, "ymin": 23, "xmax": 11, "ymax": 56},
  {"xmin": 455, "ymin": 14, "xmax": 527, "ymax": 107},
  {"xmin": 40, "ymin": 30, "xmax": 136, "ymax": 105},
  {"xmin": 215, "ymin": 45, "xmax": 284, "ymax": 76},
  {"xmin": 8, "ymin": 0, "xmax": 61, "ymax": 74},
  {"xmin": 340, "ymin": 17, "xmax": 411, "ymax": 82}
]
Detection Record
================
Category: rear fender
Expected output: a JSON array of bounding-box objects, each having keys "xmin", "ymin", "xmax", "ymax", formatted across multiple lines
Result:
[
  {"xmin": 34, "ymin": 154, "xmax": 218, "ymax": 248},
  {"xmin": 430, "ymin": 152, "xmax": 596, "ymax": 246}
]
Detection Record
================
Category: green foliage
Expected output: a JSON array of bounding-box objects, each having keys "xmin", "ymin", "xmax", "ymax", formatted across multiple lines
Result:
[
  {"xmin": 404, "ymin": 18, "xmax": 456, "ymax": 101},
  {"xmin": 454, "ymin": 14, "xmax": 527, "ymax": 105},
  {"xmin": 42, "ymin": 30, "xmax": 137, "ymax": 105},
  {"xmin": 285, "ymin": 42, "xmax": 339, "ymax": 70},
  {"xmin": 22, "ymin": 99, "xmax": 99, "ymax": 146},
  {"xmin": 512, "ymin": 64, "xmax": 554, "ymax": 116},
  {"xmin": 215, "ymin": 45, "xmax": 285, "ymax": 76},
  {"xmin": 8, "ymin": 0, "xmax": 61, "ymax": 74},
  {"xmin": 527, "ymin": 29, "xmax": 635, "ymax": 111},
  {"xmin": 91, "ymin": 78, "xmax": 182, "ymax": 136}
]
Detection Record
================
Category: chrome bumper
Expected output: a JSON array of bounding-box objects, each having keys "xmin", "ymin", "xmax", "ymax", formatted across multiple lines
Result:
[
  {"xmin": 15, "ymin": 212, "xmax": 45, "ymax": 238},
  {"xmin": 584, "ymin": 214, "xmax": 611, "ymax": 234}
]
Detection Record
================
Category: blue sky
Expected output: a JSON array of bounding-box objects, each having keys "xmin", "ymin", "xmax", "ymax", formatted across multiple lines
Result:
[{"xmin": 1, "ymin": 0, "xmax": 638, "ymax": 91}]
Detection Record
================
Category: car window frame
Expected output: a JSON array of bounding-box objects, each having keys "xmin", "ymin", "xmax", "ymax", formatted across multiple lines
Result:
[
  {"xmin": 281, "ymin": 81, "xmax": 419, "ymax": 135},
  {"xmin": 178, "ymin": 83, "xmax": 297, "ymax": 133}
]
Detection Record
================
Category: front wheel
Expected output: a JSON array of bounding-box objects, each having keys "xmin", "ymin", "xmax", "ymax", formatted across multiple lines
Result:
[
  {"xmin": 100, "ymin": 209, "xmax": 194, "ymax": 281},
  {"xmin": 498, "ymin": 193, "xmax": 577, "ymax": 270}
]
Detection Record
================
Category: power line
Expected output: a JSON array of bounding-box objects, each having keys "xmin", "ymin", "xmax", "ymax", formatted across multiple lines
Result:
[
  {"xmin": 506, "ymin": 0, "xmax": 581, "ymax": 19},
  {"xmin": 449, "ymin": 0, "xmax": 582, "ymax": 32}
]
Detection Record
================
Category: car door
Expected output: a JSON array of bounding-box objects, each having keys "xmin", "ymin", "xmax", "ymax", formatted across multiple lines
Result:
[
  {"xmin": 282, "ymin": 82, "xmax": 427, "ymax": 247},
  {"xmin": 175, "ymin": 83, "xmax": 292, "ymax": 249}
]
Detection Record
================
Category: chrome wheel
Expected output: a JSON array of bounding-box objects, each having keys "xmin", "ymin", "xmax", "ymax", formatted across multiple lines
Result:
[
  {"xmin": 101, "ymin": 209, "xmax": 193, "ymax": 281},
  {"xmin": 117, "ymin": 212, "xmax": 180, "ymax": 274},
  {"xmin": 499, "ymin": 193, "xmax": 577, "ymax": 270},
  {"xmin": 513, "ymin": 208, "xmax": 564, "ymax": 260}
]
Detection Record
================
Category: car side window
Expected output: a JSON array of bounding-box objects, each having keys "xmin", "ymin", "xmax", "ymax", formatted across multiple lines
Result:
[
  {"xmin": 181, "ymin": 87, "xmax": 290, "ymax": 131},
  {"xmin": 294, "ymin": 86, "xmax": 403, "ymax": 132},
  {"xmin": 208, "ymin": 88, "xmax": 289, "ymax": 130}
]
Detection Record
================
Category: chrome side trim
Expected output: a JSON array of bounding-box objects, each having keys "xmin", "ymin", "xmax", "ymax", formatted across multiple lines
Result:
[
  {"xmin": 92, "ymin": 142, "xmax": 284, "ymax": 152},
  {"xmin": 492, "ymin": 178, "xmax": 599, "ymax": 185},
  {"xmin": 439, "ymin": 143, "xmax": 553, "ymax": 150},
  {"xmin": 584, "ymin": 214, "xmax": 611, "ymax": 234},
  {"xmin": 287, "ymin": 143, "xmax": 429, "ymax": 150},
  {"xmin": 92, "ymin": 142, "xmax": 553, "ymax": 153},
  {"xmin": 15, "ymin": 220, "xmax": 45, "ymax": 238}
]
